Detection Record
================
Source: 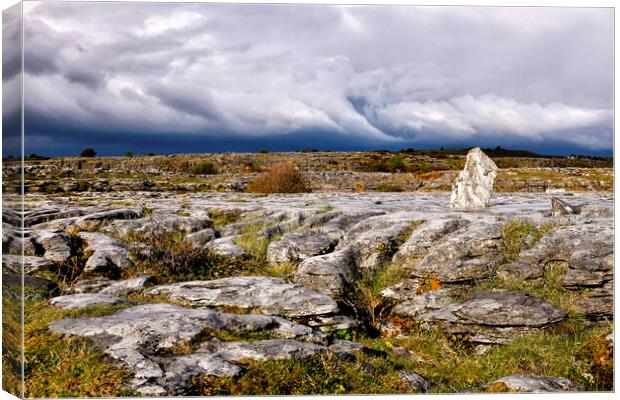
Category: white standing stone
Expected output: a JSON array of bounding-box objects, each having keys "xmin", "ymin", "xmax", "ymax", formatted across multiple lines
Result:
[{"xmin": 450, "ymin": 147, "xmax": 498, "ymax": 208}]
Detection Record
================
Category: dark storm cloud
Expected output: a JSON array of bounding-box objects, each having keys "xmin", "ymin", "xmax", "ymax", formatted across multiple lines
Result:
[
  {"xmin": 2, "ymin": 4, "xmax": 22, "ymax": 82},
  {"xmin": 3, "ymin": 3, "xmax": 22, "ymax": 158},
  {"xmin": 21, "ymin": 2, "xmax": 613, "ymax": 155}
]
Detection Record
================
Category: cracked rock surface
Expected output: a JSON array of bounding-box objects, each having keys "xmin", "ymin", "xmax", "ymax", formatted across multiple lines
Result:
[
  {"xmin": 49, "ymin": 303, "xmax": 348, "ymax": 394},
  {"xmin": 5, "ymin": 188, "xmax": 611, "ymax": 395},
  {"xmin": 146, "ymin": 276, "xmax": 339, "ymax": 318}
]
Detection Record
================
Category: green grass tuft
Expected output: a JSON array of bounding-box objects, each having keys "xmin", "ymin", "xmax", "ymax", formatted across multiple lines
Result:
[
  {"xmin": 501, "ymin": 219, "xmax": 535, "ymax": 262},
  {"xmin": 198, "ymin": 350, "xmax": 417, "ymax": 395},
  {"xmin": 24, "ymin": 301, "xmax": 134, "ymax": 398}
]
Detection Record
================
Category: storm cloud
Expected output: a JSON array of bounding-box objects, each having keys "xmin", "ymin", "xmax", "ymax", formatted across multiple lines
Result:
[{"xmin": 18, "ymin": 2, "xmax": 613, "ymax": 155}]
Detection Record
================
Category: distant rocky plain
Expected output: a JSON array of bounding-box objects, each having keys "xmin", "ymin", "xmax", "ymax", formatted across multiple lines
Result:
[{"xmin": 2, "ymin": 150, "xmax": 614, "ymax": 395}]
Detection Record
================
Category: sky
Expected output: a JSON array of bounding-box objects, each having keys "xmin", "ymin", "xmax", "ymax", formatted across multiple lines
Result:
[{"xmin": 2, "ymin": 2, "xmax": 614, "ymax": 156}]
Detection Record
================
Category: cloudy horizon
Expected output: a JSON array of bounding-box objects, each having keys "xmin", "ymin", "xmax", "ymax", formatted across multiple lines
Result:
[{"xmin": 4, "ymin": 2, "xmax": 614, "ymax": 156}]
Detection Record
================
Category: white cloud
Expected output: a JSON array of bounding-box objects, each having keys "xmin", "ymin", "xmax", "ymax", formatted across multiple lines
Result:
[
  {"xmin": 373, "ymin": 94, "xmax": 613, "ymax": 149},
  {"xmin": 19, "ymin": 2, "xmax": 613, "ymax": 152}
]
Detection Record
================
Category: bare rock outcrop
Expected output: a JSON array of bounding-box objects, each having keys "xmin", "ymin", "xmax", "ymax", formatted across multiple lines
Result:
[
  {"xmin": 393, "ymin": 290, "xmax": 566, "ymax": 344},
  {"xmin": 294, "ymin": 248, "xmax": 357, "ymax": 297},
  {"xmin": 79, "ymin": 232, "xmax": 133, "ymax": 276},
  {"xmin": 266, "ymin": 229, "xmax": 338, "ymax": 264}
]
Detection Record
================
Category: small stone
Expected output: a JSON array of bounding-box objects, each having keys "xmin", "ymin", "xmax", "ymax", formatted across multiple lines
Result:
[
  {"xmin": 208, "ymin": 237, "xmax": 248, "ymax": 258},
  {"xmin": 392, "ymin": 288, "xmax": 459, "ymax": 318},
  {"xmin": 183, "ymin": 228, "xmax": 218, "ymax": 248},
  {"xmin": 474, "ymin": 344, "xmax": 493, "ymax": 355},
  {"xmin": 33, "ymin": 230, "xmax": 72, "ymax": 263},
  {"xmin": 550, "ymin": 197, "xmax": 582, "ymax": 216},
  {"xmin": 73, "ymin": 277, "xmax": 115, "ymax": 293},
  {"xmin": 74, "ymin": 208, "xmax": 141, "ymax": 231},
  {"xmin": 399, "ymin": 371, "xmax": 431, "ymax": 392},
  {"xmin": 496, "ymin": 262, "xmax": 543, "ymax": 281},
  {"xmin": 605, "ymin": 333, "xmax": 613, "ymax": 346},
  {"xmin": 454, "ymin": 290, "xmax": 566, "ymax": 327},
  {"xmin": 198, "ymin": 338, "xmax": 327, "ymax": 363},
  {"xmin": 328, "ymin": 339, "xmax": 364, "ymax": 355}
]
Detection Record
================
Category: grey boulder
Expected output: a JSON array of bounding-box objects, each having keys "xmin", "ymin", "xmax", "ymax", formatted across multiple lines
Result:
[
  {"xmin": 294, "ymin": 248, "xmax": 357, "ymax": 297},
  {"xmin": 183, "ymin": 228, "xmax": 218, "ymax": 248},
  {"xmin": 79, "ymin": 232, "xmax": 132, "ymax": 276},
  {"xmin": 32, "ymin": 230, "xmax": 72, "ymax": 263}
]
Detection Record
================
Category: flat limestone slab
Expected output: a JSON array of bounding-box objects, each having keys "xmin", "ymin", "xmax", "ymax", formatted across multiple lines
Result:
[
  {"xmin": 146, "ymin": 276, "xmax": 339, "ymax": 317},
  {"xmin": 50, "ymin": 293, "xmax": 124, "ymax": 309}
]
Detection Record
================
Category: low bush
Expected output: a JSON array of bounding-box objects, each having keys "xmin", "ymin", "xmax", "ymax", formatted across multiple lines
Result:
[
  {"xmin": 363, "ymin": 154, "xmax": 409, "ymax": 173},
  {"xmin": 189, "ymin": 162, "xmax": 218, "ymax": 175},
  {"xmin": 128, "ymin": 228, "xmax": 214, "ymax": 282},
  {"xmin": 79, "ymin": 148, "xmax": 96, "ymax": 157},
  {"xmin": 246, "ymin": 162, "xmax": 311, "ymax": 193},
  {"xmin": 417, "ymin": 171, "xmax": 444, "ymax": 181},
  {"xmin": 376, "ymin": 184, "xmax": 404, "ymax": 192},
  {"xmin": 125, "ymin": 225, "xmax": 265, "ymax": 282},
  {"xmin": 386, "ymin": 154, "xmax": 406, "ymax": 172}
]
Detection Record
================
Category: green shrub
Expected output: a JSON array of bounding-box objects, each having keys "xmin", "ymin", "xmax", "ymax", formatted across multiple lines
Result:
[
  {"xmin": 501, "ymin": 220, "xmax": 535, "ymax": 262},
  {"xmin": 365, "ymin": 154, "xmax": 407, "ymax": 173},
  {"xmin": 125, "ymin": 226, "xmax": 265, "ymax": 282},
  {"xmin": 127, "ymin": 229, "xmax": 214, "ymax": 282},
  {"xmin": 189, "ymin": 162, "xmax": 218, "ymax": 175},
  {"xmin": 386, "ymin": 154, "xmax": 406, "ymax": 172},
  {"xmin": 208, "ymin": 209, "xmax": 242, "ymax": 227},
  {"xmin": 376, "ymin": 184, "xmax": 404, "ymax": 192}
]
